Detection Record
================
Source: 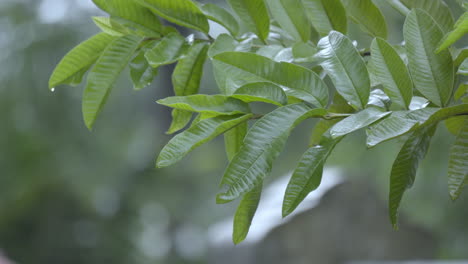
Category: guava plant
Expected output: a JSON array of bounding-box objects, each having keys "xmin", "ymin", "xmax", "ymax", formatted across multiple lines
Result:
[{"xmin": 49, "ymin": 0, "xmax": 468, "ymax": 243}]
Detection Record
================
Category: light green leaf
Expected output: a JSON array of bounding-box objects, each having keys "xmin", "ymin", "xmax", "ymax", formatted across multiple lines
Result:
[
  {"xmin": 283, "ymin": 135, "xmax": 340, "ymax": 217},
  {"xmin": 135, "ymin": 0, "xmax": 209, "ymax": 33},
  {"xmin": 129, "ymin": 44, "xmax": 158, "ymax": 91},
  {"xmin": 341, "ymin": 0, "xmax": 388, "ymax": 39},
  {"xmin": 256, "ymin": 45, "xmax": 293, "ymax": 62},
  {"xmin": 316, "ymin": 31, "xmax": 370, "ymax": 109},
  {"xmin": 207, "ymin": 34, "xmax": 253, "ymax": 58},
  {"xmin": 145, "ymin": 33, "xmax": 187, "ymax": 68},
  {"xmin": 455, "ymin": 82, "xmax": 468, "ymax": 100},
  {"xmin": 167, "ymin": 110, "xmax": 193, "ymax": 135},
  {"xmin": 92, "ymin": 0, "xmax": 163, "ymax": 33},
  {"xmin": 330, "ymin": 107, "xmax": 391, "ymax": 138},
  {"xmin": 92, "ymin": 16, "xmax": 129, "ymax": 36},
  {"xmin": 292, "ymin": 42, "xmax": 317, "ymax": 63},
  {"xmin": 301, "ymin": 0, "xmax": 347, "ymax": 36},
  {"xmin": 385, "ymin": 0, "xmax": 410, "ymax": 16},
  {"xmin": 225, "ymin": 121, "xmax": 248, "ymax": 161},
  {"xmin": 227, "ymin": 0, "xmax": 270, "ymax": 42},
  {"xmin": 157, "ymin": 114, "xmax": 253, "ymax": 167},
  {"xmin": 213, "ymin": 52, "xmax": 329, "ymax": 107},
  {"xmin": 370, "ymin": 38, "xmax": 413, "ymax": 109},
  {"xmin": 455, "ymin": 49, "xmax": 468, "ymax": 68},
  {"xmin": 233, "ymin": 182, "xmax": 262, "ymax": 244},
  {"xmin": 49, "ymin": 33, "xmax": 116, "ymax": 89},
  {"xmin": 200, "ymin": 3, "xmax": 239, "ymax": 36},
  {"xmin": 437, "ymin": 12, "xmax": 468, "ymax": 53},
  {"xmin": 265, "ymin": 0, "xmax": 311, "ymax": 42},
  {"xmin": 400, "ymin": 0, "xmax": 454, "ymax": 34},
  {"xmin": 404, "ymin": 9, "xmax": 454, "ymax": 107},
  {"xmin": 217, "ymin": 104, "xmax": 327, "ymax": 203},
  {"xmin": 157, "ymin": 95, "xmax": 250, "ymax": 115},
  {"xmin": 448, "ymin": 119, "xmax": 468, "ymax": 200},
  {"xmin": 232, "ymin": 82, "xmax": 288, "ymax": 106},
  {"xmin": 389, "ymin": 124, "xmax": 436, "ymax": 228},
  {"xmin": 445, "ymin": 116, "xmax": 468, "ymax": 135},
  {"xmin": 83, "ymin": 35, "xmax": 143, "ymax": 130},
  {"xmin": 459, "ymin": 59, "xmax": 468, "ymax": 75}
]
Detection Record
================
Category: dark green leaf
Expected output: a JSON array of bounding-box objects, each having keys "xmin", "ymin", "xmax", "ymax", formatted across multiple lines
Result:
[
  {"xmin": 157, "ymin": 95, "xmax": 251, "ymax": 115},
  {"xmin": 316, "ymin": 31, "xmax": 370, "ymax": 109},
  {"xmin": 437, "ymin": 12, "xmax": 468, "ymax": 53},
  {"xmin": 225, "ymin": 121, "xmax": 248, "ymax": 161},
  {"xmin": 341, "ymin": 0, "xmax": 388, "ymax": 39},
  {"xmin": 145, "ymin": 33, "xmax": 187, "ymax": 68},
  {"xmin": 227, "ymin": 0, "xmax": 270, "ymax": 42},
  {"xmin": 292, "ymin": 42, "xmax": 317, "ymax": 63},
  {"xmin": 49, "ymin": 33, "xmax": 115, "ymax": 89},
  {"xmin": 400, "ymin": 0, "xmax": 454, "ymax": 34},
  {"xmin": 200, "ymin": 3, "xmax": 240, "ymax": 36},
  {"xmin": 389, "ymin": 125, "xmax": 436, "ymax": 228},
  {"xmin": 136, "ymin": 0, "xmax": 210, "ymax": 33},
  {"xmin": 217, "ymin": 104, "xmax": 327, "ymax": 203},
  {"xmin": 233, "ymin": 182, "xmax": 262, "ymax": 244},
  {"xmin": 213, "ymin": 52, "xmax": 329, "ymax": 107},
  {"xmin": 370, "ymin": 38, "xmax": 413, "ymax": 109},
  {"xmin": 301, "ymin": 0, "xmax": 347, "ymax": 36},
  {"xmin": 448, "ymin": 119, "xmax": 468, "ymax": 200},
  {"xmin": 330, "ymin": 107, "xmax": 391, "ymax": 138},
  {"xmin": 265, "ymin": 0, "xmax": 311, "ymax": 42},
  {"xmin": 83, "ymin": 35, "xmax": 143, "ymax": 129},
  {"xmin": 157, "ymin": 114, "xmax": 253, "ymax": 167},
  {"xmin": 232, "ymin": 82, "xmax": 288, "ymax": 106},
  {"xmin": 404, "ymin": 9, "xmax": 454, "ymax": 107}
]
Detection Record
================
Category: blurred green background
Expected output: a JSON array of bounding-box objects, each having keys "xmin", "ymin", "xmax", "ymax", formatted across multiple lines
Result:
[{"xmin": 0, "ymin": 0, "xmax": 467, "ymax": 263}]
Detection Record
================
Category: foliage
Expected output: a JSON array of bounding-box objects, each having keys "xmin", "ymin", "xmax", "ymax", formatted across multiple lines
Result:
[{"xmin": 50, "ymin": 0, "xmax": 468, "ymax": 243}]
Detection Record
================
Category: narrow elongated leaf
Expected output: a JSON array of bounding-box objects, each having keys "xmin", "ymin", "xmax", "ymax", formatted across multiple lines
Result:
[
  {"xmin": 292, "ymin": 42, "xmax": 317, "ymax": 63},
  {"xmin": 445, "ymin": 116, "xmax": 467, "ymax": 135},
  {"xmin": 400, "ymin": 0, "xmax": 454, "ymax": 33},
  {"xmin": 455, "ymin": 83, "xmax": 468, "ymax": 100},
  {"xmin": 459, "ymin": 59, "xmax": 468, "ymax": 75},
  {"xmin": 389, "ymin": 125, "xmax": 436, "ymax": 228},
  {"xmin": 92, "ymin": 0, "xmax": 162, "ymax": 33},
  {"xmin": 232, "ymin": 82, "xmax": 288, "ymax": 106},
  {"xmin": 385, "ymin": 0, "xmax": 410, "ymax": 16},
  {"xmin": 129, "ymin": 44, "xmax": 158, "ymax": 91},
  {"xmin": 145, "ymin": 33, "xmax": 187, "ymax": 68},
  {"xmin": 213, "ymin": 52, "xmax": 328, "ymax": 107},
  {"xmin": 136, "ymin": 0, "xmax": 209, "ymax": 33},
  {"xmin": 265, "ymin": 0, "xmax": 311, "ymax": 42},
  {"xmin": 404, "ymin": 9, "xmax": 454, "ymax": 107},
  {"xmin": 370, "ymin": 38, "xmax": 413, "ymax": 109},
  {"xmin": 233, "ymin": 181, "xmax": 263, "ymax": 244},
  {"xmin": 448, "ymin": 119, "xmax": 468, "ymax": 200},
  {"xmin": 316, "ymin": 31, "xmax": 370, "ymax": 109},
  {"xmin": 330, "ymin": 107, "xmax": 391, "ymax": 138},
  {"xmin": 225, "ymin": 122, "xmax": 248, "ymax": 161},
  {"xmin": 200, "ymin": 3, "xmax": 239, "ymax": 36},
  {"xmin": 341, "ymin": 0, "xmax": 388, "ymax": 39},
  {"xmin": 256, "ymin": 45, "xmax": 294, "ymax": 62},
  {"xmin": 283, "ymin": 135, "xmax": 340, "ymax": 217},
  {"xmin": 167, "ymin": 110, "xmax": 193, "ymax": 135},
  {"xmin": 301, "ymin": 0, "xmax": 347, "ymax": 36},
  {"xmin": 157, "ymin": 114, "xmax": 253, "ymax": 167},
  {"xmin": 83, "ymin": 35, "xmax": 143, "ymax": 129},
  {"xmin": 227, "ymin": 0, "xmax": 270, "ymax": 42},
  {"xmin": 437, "ymin": 12, "xmax": 468, "ymax": 53},
  {"xmin": 217, "ymin": 104, "xmax": 327, "ymax": 203},
  {"xmin": 49, "ymin": 33, "xmax": 115, "ymax": 89},
  {"xmin": 157, "ymin": 95, "xmax": 250, "ymax": 115},
  {"xmin": 92, "ymin": 16, "xmax": 129, "ymax": 36}
]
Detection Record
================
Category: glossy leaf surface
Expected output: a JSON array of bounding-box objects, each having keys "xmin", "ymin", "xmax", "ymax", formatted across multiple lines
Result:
[
  {"xmin": 266, "ymin": 0, "xmax": 311, "ymax": 41},
  {"xmin": 341, "ymin": 0, "xmax": 387, "ymax": 38},
  {"xmin": 301, "ymin": 0, "xmax": 347, "ymax": 36},
  {"xmin": 157, "ymin": 95, "xmax": 250, "ymax": 115},
  {"xmin": 145, "ymin": 33, "xmax": 187, "ymax": 68},
  {"xmin": 227, "ymin": 0, "xmax": 270, "ymax": 42},
  {"xmin": 200, "ymin": 3, "xmax": 240, "ymax": 36},
  {"xmin": 232, "ymin": 82, "xmax": 288, "ymax": 106},
  {"xmin": 330, "ymin": 107, "xmax": 391, "ymax": 138}
]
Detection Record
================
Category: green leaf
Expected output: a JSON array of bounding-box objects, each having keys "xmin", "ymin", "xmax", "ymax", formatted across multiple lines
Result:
[
  {"xmin": 83, "ymin": 35, "xmax": 143, "ymax": 130},
  {"xmin": 92, "ymin": 0, "xmax": 163, "ymax": 33},
  {"xmin": 213, "ymin": 52, "xmax": 329, "ymax": 107},
  {"xmin": 283, "ymin": 135, "xmax": 340, "ymax": 217},
  {"xmin": 400, "ymin": 0, "xmax": 454, "ymax": 34},
  {"xmin": 437, "ymin": 12, "xmax": 468, "ymax": 53},
  {"xmin": 301, "ymin": 0, "xmax": 347, "ymax": 36},
  {"xmin": 166, "ymin": 110, "xmax": 193, "ymax": 135},
  {"xmin": 207, "ymin": 34, "xmax": 253, "ymax": 58},
  {"xmin": 157, "ymin": 95, "xmax": 251, "ymax": 115},
  {"xmin": 233, "ymin": 182, "xmax": 263, "ymax": 244},
  {"xmin": 404, "ymin": 9, "xmax": 454, "ymax": 107},
  {"xmin": 217, "ymin": 104, "xmax": 327, "ymax": 203},
  {"xmin": 455, "ymin": 82, "xmax": 468, "ymax": 100},
  {"xmin": 445, "ymin": 116, "xmax": 467, "ymax": 135},
  {"xmin": 385, "ymin": 0, "xmax": 410, "ymax": 16},
  {"xmin": 157, "ymin": 114, "xmax": 253, "ymax": 167},
  {"xmin": 227, "ymin": 0, "xmax": 270, "ymax": 42},
  {"xmin": 200, "ymin": 3, "xmax": 239, "ymax": 36},
  {"xmin": 316, "ymin": 31, "xmax": 370, "ymax": 109},
  {"xmin": 341, "ymin": 0, "xmax": 388, "ymax": 39},
  {"xmin": 92, "ymin": 16, "xmax": 129, "ymax": 36},
  {"xmin": 135, "ymin": 0, "xmax": 209, "ymax": 33},
  {"xmin": 448, "ymin": 119, "xmax": 468, "ymax": 200},
  {"xmin": 292, "ymin": 42, "xmax": 317, "ymax": 63},
  {"xmin": 232, "ymin": 82, "xmax": 288, "ymax": 106},
  {"xmin": 389, "ymin": 124, "xmax": 436, "ymax": 229},
  {"xmin": 129, "ymin": 44, "xmax": 158, "ymax": 91},
  {"xmin": 370, "ymin": 38, "xmax": 413, "ymax": 109},
  {"xmin": 49, "ymin": 33, "xmax": 116, "ymax": 89},
  {"xmin": 459, "ymin": 58, "xmax": 468, "ymax": 75},
  {"xmin": 225, "ymin": 121, "xmax": 248, "ymax": 161},
  {"xmin": 265, "ymin": 0, "xmax": 311, "ymax": 42},
  {"xmin": 145, "ymin": 33, "xmax": 187, "ymax": 68},
  {"xmin": 256, "ymin": 45, "xmax": 293, "ymax": 62},
  {"xmin": 330, "ymin": 107, "xmax": 391, "ymax": 138}
]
